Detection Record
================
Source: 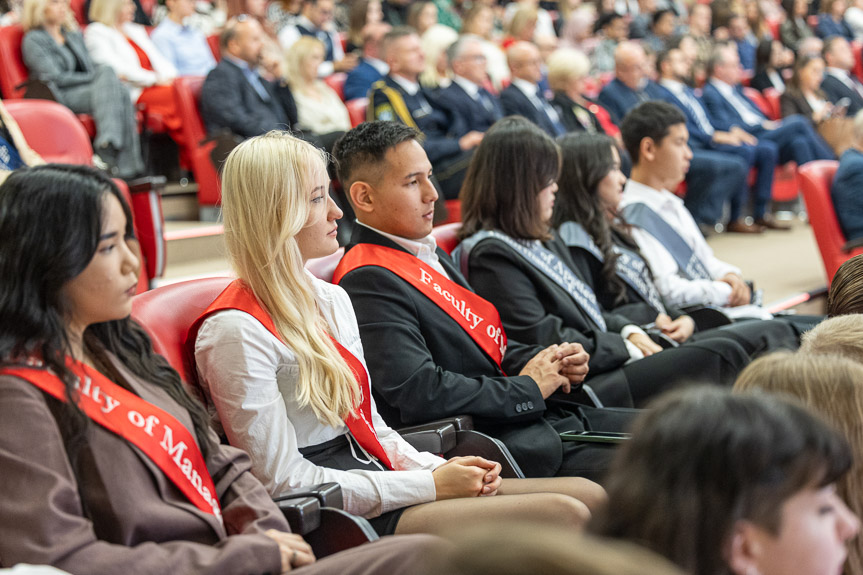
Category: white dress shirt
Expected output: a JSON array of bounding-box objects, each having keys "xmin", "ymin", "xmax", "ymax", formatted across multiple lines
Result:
[
  {"xmin": 621, "ymin": 179, "xmax": 740, "ymax": 307},
  {"xmin": 194, "ymin": 271, "xmax": 443, "ymax": 519},
  {"xmin": 357, "ymin": 221, "xmax": 450, "ymax": 278}
]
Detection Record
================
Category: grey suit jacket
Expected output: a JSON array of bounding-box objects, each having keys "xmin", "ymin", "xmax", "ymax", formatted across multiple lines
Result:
[{"xmin": 22, "ymin": 28, "xmax": 96, "ymax": 94}]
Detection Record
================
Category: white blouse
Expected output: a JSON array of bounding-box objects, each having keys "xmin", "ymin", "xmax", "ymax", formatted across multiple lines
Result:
[
  {"xmin": 194, "ymin": 272, "xmax": 443, "ymax": 519},
  {"xmin": 293, "ymin": 82, "xmax": 351, "ymax": 134}
]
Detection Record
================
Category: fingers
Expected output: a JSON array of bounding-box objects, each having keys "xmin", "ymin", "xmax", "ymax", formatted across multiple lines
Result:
[
  {"xmin": 654, "ymin": 313, "xmax": 672, "ymax": 329},
  {"xmin": 559, "ymin": 348, "xmax": 590, "ymax": 368},
  {"xmin": 451, "ymin": 455, "xmax": 498, "ymax": 470},
  {"xmin": 481, "ymin": 474, "xmax": 502, "ymax": 496}
]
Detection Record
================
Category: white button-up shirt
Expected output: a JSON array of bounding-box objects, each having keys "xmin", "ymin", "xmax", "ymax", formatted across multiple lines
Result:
[
  {"xmin": 620, "ymin": 179, "xmax": 741, "ymax": 307},
  {"xmin": 195, "ymin": 270, "xmax": 443, "ymax": 519},
  {"xmin": 358, "ymin": 221, "xmax": 450, "ymax": 278}
]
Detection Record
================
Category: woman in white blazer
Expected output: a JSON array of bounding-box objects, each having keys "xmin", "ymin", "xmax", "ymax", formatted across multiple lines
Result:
[{"xmin": 84, "ymin": 0, "xmax": 183, "ymax": 141}]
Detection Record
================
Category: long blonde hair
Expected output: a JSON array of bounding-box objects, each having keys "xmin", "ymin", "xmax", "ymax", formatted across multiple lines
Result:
[
  {"xmin": 221, "ymin": 131, "xmax": 360, "ymax": 427},
  {"xmin": 284, "ymin": 35, "xmax": 324, "ymax": 91}
]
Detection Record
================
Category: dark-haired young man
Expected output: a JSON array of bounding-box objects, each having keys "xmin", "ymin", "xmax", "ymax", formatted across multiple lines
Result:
[{"xmin": 330, "ymin": 121, "xmax": 743, "ymax": 480}]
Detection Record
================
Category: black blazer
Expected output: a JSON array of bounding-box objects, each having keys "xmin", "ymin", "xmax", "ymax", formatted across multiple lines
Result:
[
  {"xmin": 435, "ymin": 81, "xmax": 503, "ymax": 136},
  {"xmin": 821, "ymin": 72, "xmax": 863, "ymax": 116},
  {"xmin": 750, "ymin": 69, "xmax": 786, "ymax": 93},
  {"xmin": 339, "ymin": 225, "xmax": 589, "ymax": 477},
  {"xmin": 550, "ymin": 92, "xmax": 606, "ymax": 135},
  {"xmin": 201, "ymin": 59, "xmax": 297, "ymax": 139},
  {"xmin": 500, "ymin": 83, "xmax": 560, "ymax": 137},
  {"xmin": 779, "ymin": 88, "xmax": 818, "ymax": 122}
]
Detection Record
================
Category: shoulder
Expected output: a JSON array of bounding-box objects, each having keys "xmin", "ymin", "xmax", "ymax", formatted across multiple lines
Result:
[{"xmin": 195, "ymin": 309, "xmax": 281, "ymax": 352}]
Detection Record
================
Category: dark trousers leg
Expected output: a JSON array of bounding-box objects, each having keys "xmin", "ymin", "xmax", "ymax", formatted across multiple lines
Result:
[
  {"xmin": 712, "ymin": 143, "xmax": 757, "ymax": 221},
  {"xmin": 689, "ymin": 318, "xmax": 799, "ymax": 356},
  {"xmin": 684, "ymin": 148, "xmax": 749, "ymax": 225},
  {"xmin": 551, "ymin": 405, "xmax": 639, "ymax": 482}
]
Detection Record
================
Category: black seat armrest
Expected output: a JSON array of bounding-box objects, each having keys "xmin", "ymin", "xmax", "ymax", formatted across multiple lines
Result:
[
  {"xmin": 304, "ymin": 508, "xmax": 379, "ymax": 558},
  {"xmin": 272, "ymin": 482, "xmax": 344, "ymax": 509},
  {"xmin": 400, "ymin": 422, "xmax": 457, "ymax": 454},
  {"xmin": 275, "ymin": 496, "xmax": 321, "ymax": 535},
  {"xmin": 446, "ymin": 430, "xmax": 525, "ymax": 478},
  {"xmin": 398, "ymin": 415, "xmax": 474, "ymax": 433}
]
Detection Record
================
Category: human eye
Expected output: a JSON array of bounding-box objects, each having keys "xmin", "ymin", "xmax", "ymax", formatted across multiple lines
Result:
[{"xmin": 99, "ymin": 241, "xmax": 117, "ymax": 254}]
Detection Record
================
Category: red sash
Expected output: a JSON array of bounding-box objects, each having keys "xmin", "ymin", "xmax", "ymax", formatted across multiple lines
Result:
[
  {"xmin": 333, "ymin": 244, "xmax": 508, "ymax": 370},
  {"xmin": 191, "ymin": 280, "xmax": 394, "ymax": 470},
  {"xmin": 2, "ymin": 360, "xmax": 222, "ymax": 519}
]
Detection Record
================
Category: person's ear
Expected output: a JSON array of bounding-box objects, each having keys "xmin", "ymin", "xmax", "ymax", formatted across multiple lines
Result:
[
  {"xmin": 350, "ymin": 181, "xmax": 375, "ymax": 215},
  {"xmin": 725, "ymin": 520, "xmax": 766, "ymax": 575},
  {"xmin": 640, "ymin": 137, "xmax": 656, "ymax": 163}
]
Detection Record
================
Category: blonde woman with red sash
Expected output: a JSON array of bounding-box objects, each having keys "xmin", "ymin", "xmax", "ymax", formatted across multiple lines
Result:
[
  {"xmin": 193, "ymin": 131, "xmax": 606, "ymax": 537},
  {"xmin": 0, "ymin": 164, "xmax": 441, "ymax": 574}
]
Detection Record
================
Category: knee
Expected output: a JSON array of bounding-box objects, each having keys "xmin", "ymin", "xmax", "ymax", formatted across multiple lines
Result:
[{"xmin": 540, "ymin": 493, "xmax": 593, "ymax": 529}]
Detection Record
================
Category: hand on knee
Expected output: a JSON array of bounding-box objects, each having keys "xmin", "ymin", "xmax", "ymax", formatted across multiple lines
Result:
[{"xmin": 433, "ymin": 456, "xmax": 498, "ymax": 500}]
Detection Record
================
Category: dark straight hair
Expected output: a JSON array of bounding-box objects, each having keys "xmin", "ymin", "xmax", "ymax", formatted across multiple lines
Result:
[
  {"xmin": 458, "ymin": 116, "xmax": 561, "ymax": 241},
  {"xmin": 0, "ymin": 165, "xmax": 213, "ymax": 460},
  {"xmin": 593, "ymin": 386, "xmax": 852, "ymax": 575}
]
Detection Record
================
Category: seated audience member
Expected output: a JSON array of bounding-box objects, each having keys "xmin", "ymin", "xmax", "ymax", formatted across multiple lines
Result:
[
  {"xmin": 687, "ymin": 3, "xmax": 713, "ymax": 71},
  {"xmin": 332, "ymin": 121, "xmax": 636, "ymax": 480},
  {"xmin": 343, "ymin": 20, "xmax": 390, "ymax": 101},
  {"xmin": 702, "ymin": 42, "xmax": 834, "ymax": 186},
  {"xmin": 618, "ymin": 101, "xmax": 763, "ymax": 309},
  {"xmin": 828, "ymin": 254, "xmax": 863, "ymax": 316},
  {"xmin": 193, "ymin": 131, "xmax": 605, "ymax": 538},
  {"xmin": 382, "ymin": 0, "xmax": 410, "ymax": 27},
  {"xmin": 201, "ymin": 18, "xmax": 299, "ymax": 139},
  {"xmin": 643, "ymin": 9, "xmax": 674, "ymax": 53},
  {"xmin": 593, "ymin": 386, "xmax": 860, "ymax": 575},
  {"xmin": 780, "ymin": 0, "xmax": 814, "ymax": 50},
  {"xmin": 751, "ymin": 39, "xmax": 791, "ymax": 93},
  {"xmin": 267, "ymin": 0, "xmax": 302, "ymax": 35},
  {"xmin": 831, "ymin": 111, "xmax": 863, "ymax": 242},
  {"xmin": 278, "ymin": 0, "xmax": 358, "ymax": 76},
  {"xmin": 150, "ymin": 0, "xmax": 217, "ymax": 76},
  {"xmin": 22, "ymin": 0, "xmax": 143, "ymax": 179},
  {"xmin": 346, "ymin": 0, "xmax": 383, "ymax": 52},
  {"xmin": 500, "ymin": 42, "xmax": 566, "ymax": 137},
  {"xmin": 0, "ymin": 100, "xmax": 43, "ymax": 184},
  {"xmin": 781, "ymin": 52, "xmax": 836, "ymax": 123},
  {"xmin": 454, "ymin": 118, "xmax": 751, "ymax": 407},
  {"xmin": 597, "ymin": 42, "xmax": 659, "ymax": 125},
  {"xmin": 552, "ymin": 132, "xmax": 799, "ymax": 352},
  {"xmin": 0, "ymin": 164, "xmax": 443, "ymax": 574},
  {"xmin": 726, "ymin": 13, "xmax": 757, "ymax": 72},
  {"xmin": 846, "ymin": 0, "xmax": 863, "ymax": 39},
  {"xmin": 591, "ymin": 12, "xmax": 628, "ymax": 74},
  {"xmin": 628, "ymin": 0, "xmax": 655, "ymax": 40},
  {"xmin": 407, "ymin": 0, "xmax": 437, "ymax": 36},
  {"xmin": 734, "ymin": 351, "xmax": 863, "ymax": 575},
  {"xmin": 821, "ymin": 35, "xmax": 863, "ymax": 116},
  {"xmin": 418, "ymin": 23, "xmax": 458, "ymax": 89},
  {"xmin": 799, "ymin": 35, "xmax": 826, "ymax": 58},
  {"xmin": 435, "ymin": 35, "xmax": 502, "ymax": 135},
  {"xmin": 504, "ymin": 0, "xmax": 554, "ymax": 40},
  {"xmin": 285, "ymin": 37, "xmax": 351, "ymax": 135},
  {"xmin": 84, "ymin": 0, "xmax": 183, "ymax": 143},
  {"xmin": 816, "ymin": 0, "xmax": 855, "ymax": 39},
  {"xmin": 654, "ymin": 47, "xmax": 775, "ymax": 233},
  {"xmin": 369, "ymin": 27, "xmax": 480, "ymax": 200},
  {"xmin": 460, "ymin": 4, "xmax": 509, "ymax": 90},
  {"xmin": 501, "ymin": 5, "xmax": 537, "ymax": 49},
  {"xmin": 801, "ymin": 313, "xmax": 863, "ymax": 360},
  {"xmin": 429, "ymin": 526, "xmax": 685, "ymax": 575}
]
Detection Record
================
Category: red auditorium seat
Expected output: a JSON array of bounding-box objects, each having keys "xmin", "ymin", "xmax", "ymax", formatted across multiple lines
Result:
[
  {"xmin": 439, "ymin": 199, "xmax": 461, "ymax": 225},
  {"xmin": 854, "ymin": 41, "xmax": 863, "ymax": 82},
  {"xmin": 324, "ymin": 72, "xmax": 347, "ymax": 101},
  {"xmin": 431, "ymin": 222, "xmax": 461, "ymax": 254},
  {"xmin": 742, "ymin": 87, "xmax": 799, "ymax": 202},
  {"xmin": 70, "ymin": 0, "xmax": 88, "ymax": 25},
  {"xmin": 306, "ymin": 248, "xmax": 345, "ymax": 282},
  {"xmin": 207, "ymin": 34, "xmax": 221, "ymax": 61},
  {"xmin": 5, "ymin": 99, "xmax": 167, "ymax": 286},
  {"xmin": 798, "ymin": 160, "xmax": 863, "ymax": 281},
  {"xmin": 131, "ymin": 277, "xmax": 232, "ymax": 382},
  {"xmin": 346, "ymin": 98, "xmax": 367, "ymax": 127}
]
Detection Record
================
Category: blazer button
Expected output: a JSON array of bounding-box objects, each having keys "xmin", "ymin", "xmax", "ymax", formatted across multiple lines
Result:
[
  {"xmin": 521, "ymin": 402, "xmax": 528, "ymax": 411},
  {"xmin": 515, "ymin": 404, "xmax": 523, "ymax": 413},
  {"xmin": 527, "ymin": 401, "xmax": 534, "ymax": 409}
]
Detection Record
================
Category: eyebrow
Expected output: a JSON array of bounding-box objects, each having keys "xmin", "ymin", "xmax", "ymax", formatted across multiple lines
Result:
[{"xmin": 99, "ymin": 231, "xmax": 119, "ymax": 241}]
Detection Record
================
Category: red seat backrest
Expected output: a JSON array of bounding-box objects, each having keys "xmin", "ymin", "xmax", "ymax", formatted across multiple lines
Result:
[
  {"xmin": 207, "ymin": 34, "xmax": 221, "ymax": 61},
  {"xmin": 173, "ymin": 76, "xmax": 222, "ymax": 206},
  {"xmin": 131, "ymin": 277, "xmax": 233, "ymax": 383},
  {"xmin": 4, "ymin": 99, "xmax": 92, "ymax": 164},
  {"xmin": 306, "ymin": 248, "xmax": 345, "ymax": 282},
  {"xmin": 346, "ymin": 98, "xmax": 367, "ymax": 128},
  {"xmin": 0, "ymin": 25, "xmax": 28, "ymax": 99},
  {"xmin": 742, "ymin": 86, "xmax": 773, "ymax": 119},
  {"xmin": 431, "ymin": 222, "xmax": 462, "ymax": 254},
  {"xmin": 798, "ymin": 160, "xmax": 860, "ymax": 281},
  {"xmin": 70, "ymin": 0, "xmax": 88, "ymax": 26},
  {"xmin": 324, "ymin": 72, "xmax": 347, "ymax": 101}
]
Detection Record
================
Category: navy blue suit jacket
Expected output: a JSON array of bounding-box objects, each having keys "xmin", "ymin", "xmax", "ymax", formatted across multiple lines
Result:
[
  {"xmin": 821, "ymin": 73, "xmax": 863, "ymax": 117},
  {"xmin": 832, "ymin": 148, "xmax": 863, "ymax": 241},
  {"xmin": 436, "ymin": 81, "xmax": 502, "ymax": 135},
  {"xmin": 652, "ymin": 83, "xmax": 716, "ymax": 148},
  {"xmin": 597, "ymin": 78, "xmax": 659, "ymax": 125},
  {"xmin": 343, "ymin": 59, "xmax": 384, "ymax": 101},
  {"xmin": 499, "ymin": 83, "xmax": 559, "ymax": 137},
  {"xmin": 700, "ymin": 82, "xmax": 767, "ymax": 132}
]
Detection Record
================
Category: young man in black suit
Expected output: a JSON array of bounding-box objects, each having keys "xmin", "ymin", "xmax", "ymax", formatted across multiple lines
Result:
[{"xmin": 331, "ymin": 121, "xmax": 635, "ymax": 480}]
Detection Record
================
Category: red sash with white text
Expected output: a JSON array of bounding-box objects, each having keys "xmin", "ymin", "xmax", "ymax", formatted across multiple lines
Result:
[
  {"xmin": 191, "ymin": 280, "xmax": 394, "ymax": 470},
  {"xmin": 1, "ymin": 360, "xmax": 222, "ymax": 519},
  {"xmin": 333, "ymin": 244, "xmax": 508, "ymax": 370}
]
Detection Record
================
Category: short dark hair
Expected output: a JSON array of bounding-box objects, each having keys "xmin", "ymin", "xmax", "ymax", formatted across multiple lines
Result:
[
  {"xmin": 621, "ymin": 101, "xmax": 686, "ymax": 164},
  {"xmin": 332, "ymin": 121, "xmax": 423, "ymax": 189},
  {"xmin": 458, "ymin": 116, "xmax": 560, "ymax": 241},
  {"xmin": 706, "ymin": 40, "xmax": 735, "ymax": 77},
  {"xmin": 654, "ymin": 47, "xmax": 673, "ymax": 75},
  {"xmin": 594, "ymin": 11, "xmax": 623, "ymax": 34},
  {"xmin": 593, "ymin": 386, "xmax": 852, "ymax": 575},
  {"xmin": 652, "ymin": 8, "xmax": 673, "ymax": 28}
]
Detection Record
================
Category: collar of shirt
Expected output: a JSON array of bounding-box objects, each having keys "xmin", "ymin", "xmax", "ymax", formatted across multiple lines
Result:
[
  {"xmin": 453, "ymin": 75, "xmax": 481, "ymax": 99},
  {"xmin": 365, "ymin": 56, "xmax": 389, "ymax": 75},
  {"xmin": 511, "ymin": 77, "xmax": 540, "ymax": 99},
  {"xmin": 357, "ymin": 220, "xmax": 449, "ymax": 278},
  {"xmin": 827, "ymin": 67, "xmax": 853, "ymax": 85},
  {"xmin": 296, "ymin": 14, "xmax": 332, "ymax": 34},
  {"xmin": 621, "ymin": 178, "xmax": 682, "ymax": 214},
  {"xmin": 708, "ymin": 77, "xmax": 736, "ymax": 98},
  {"xmin": 659, "ymin": 78, "xmax": 686, "ymax": 97},
  {"xmin": 391, "ymin": 73, "xmax": 420, "ymax": 96}
]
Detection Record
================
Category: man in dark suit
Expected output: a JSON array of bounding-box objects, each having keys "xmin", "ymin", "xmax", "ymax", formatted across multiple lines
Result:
[
  {"xmin": 597, "ymin": 42, "xmax": 658, "ymax": 125},
  {"xmin": 368, "ymin": 27, "xmax": 482, "ymax": 199},
  {"xmin": 500, "ymin": 42, "xmax": 566, "ymax": 137},
  {"xmin": 832, "ymin": 110, "xmax": 863, "ymax": 242},
  {"xmin": 343, "ymin": 21, "xmax": 391, "ymax": 101},
  {"xmin": 822, "ymin": 36, "xmax": 863, "ymax": 116},
  {"xmin": 332, "ymin": 121, "xmax": 635, "ymax": 480},
  {"xmin": 201, "ymin": 18, "xmax": 298, "ymax": 139},
  {"xmin": 436, "ymin": 35, "xmax": 503, "ymax": 136},
  {"xmin": 654, "ymin": 47, "xmax": 775, "ymax": 233}
]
